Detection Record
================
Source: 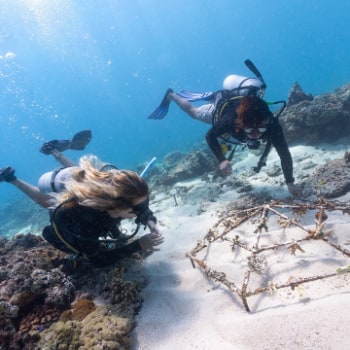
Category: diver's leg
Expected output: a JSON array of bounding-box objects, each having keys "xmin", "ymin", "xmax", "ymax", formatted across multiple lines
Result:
[
  {"xmin": 9, "ymin": 178, "xmax": 53, "ymax": 208},
  {"xmin": 168, "ymin": 92, "xmax": 214, "ymax": 124},
  {"xmin": 51, "ymin": 149, "xmax": 76, "ymax": 167},
  {"xmin": 1, "ymin": 166, "xmax": 53, "ymax": 208},
  {"xmin": 168, "ymin": 92, "xmax": 198, "ymax": 118}
]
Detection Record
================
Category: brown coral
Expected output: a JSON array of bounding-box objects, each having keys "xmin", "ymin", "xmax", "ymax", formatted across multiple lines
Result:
[
  {"xmin": 37, "ymin": 305, "xmax": 133, "ymax": 350},
  {"xmin": 61, "ymin": 299, "xmax": 97, "ymax": 322}
]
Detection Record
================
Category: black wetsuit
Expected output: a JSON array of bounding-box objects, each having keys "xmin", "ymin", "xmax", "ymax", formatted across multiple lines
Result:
[
  {"xmin": 42, "ymin": 204, "xmax": 143, "ymax": 267},
  {"xmin": 206, "ymin": 105, "xmax": 294, "ymax": 184}
]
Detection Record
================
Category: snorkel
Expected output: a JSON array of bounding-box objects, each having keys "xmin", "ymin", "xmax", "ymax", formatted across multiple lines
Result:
[
  {"xmin": 139, "ymin": 157, "xmax": 160, "ymax": 235},
  {"xmin": 244, "ymin": 59, "xmax": 267, "ymax": 95},
  {"xmin": 140, "ymin": 157, "xmax": 157, "ymax": 178}
]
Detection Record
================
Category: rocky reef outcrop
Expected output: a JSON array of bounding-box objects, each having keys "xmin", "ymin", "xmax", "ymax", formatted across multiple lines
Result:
[
  {"xmin": 143, "ymin": 148, "xmax": 216, "ymax": 187},
  {"xmin": 302, "ymin": 151, "xmax": 350, "ymax": 198},
  {"xmin": 280, "ymin": 83, "xmax": 350, "ymax": 144},
  {"xmin": 287, "ymin": 81, "xmax": 314, "ymax": 106}
]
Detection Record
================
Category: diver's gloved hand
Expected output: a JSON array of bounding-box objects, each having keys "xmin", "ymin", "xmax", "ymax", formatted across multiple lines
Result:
[
  {"xmin": 219, "ymin": 160, "xmax": 232, "ymax": 176},
  {"xmin": 139, "ymin": 231, "xmax": 164, "ymax": 251},
  {"xmin": 287, "ymin": 183, "xmax": 303, "ymax": 198},
  {"xmin": 147, "ymin": 219, "xmax": 162, "ymax": 236}
]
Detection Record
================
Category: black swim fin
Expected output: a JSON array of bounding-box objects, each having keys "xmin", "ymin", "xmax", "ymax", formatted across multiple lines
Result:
[
  {"xmin": 69, "ymin": 130, "xmax": 92, "ymax": 150},
  {"xmin": 147, "ymin": 88, "xmax": 173, "ymax": 119},
  {"xmin": 40, "ymin": 130, "xmax": 92, "ymax": 154}
]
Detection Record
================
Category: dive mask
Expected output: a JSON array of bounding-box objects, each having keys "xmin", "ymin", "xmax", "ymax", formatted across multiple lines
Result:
[{"xmin": 133, "ymin": 199, "xmax": 156, "ymax": 225}]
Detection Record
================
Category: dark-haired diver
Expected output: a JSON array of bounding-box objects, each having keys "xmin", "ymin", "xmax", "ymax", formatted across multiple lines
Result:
[
  {"xmin": 148, "ymin": 60, "xmax": 301, "ymax": 197},
  {"xmin": 0, "ymin": 130, "xmax": 163, "ymax": 268}
]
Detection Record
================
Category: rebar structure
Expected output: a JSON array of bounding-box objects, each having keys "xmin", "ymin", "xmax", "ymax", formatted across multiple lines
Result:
[{"xmin": 186, "ymin": 199, "xmax": 350, "ymax": 312}]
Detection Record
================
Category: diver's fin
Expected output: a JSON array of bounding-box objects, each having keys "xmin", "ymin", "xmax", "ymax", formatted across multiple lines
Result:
[
  {"xmin": 69, "ymin": 130, "xmax": 92, "ymax": 150},
  {"xmin": 177, "ymin": 90, "xmax": 215, "ymax": 102},
  {"xmin": 147, "ymin": 88, "xmax": 173, "ymax": 119},
  {"xmin": 40, "ymin": 139, "xmax": 71, "ymax": 154},
  {"xmin": 40, "ymin": 130, "xmax": 92, "ymax": 155}
]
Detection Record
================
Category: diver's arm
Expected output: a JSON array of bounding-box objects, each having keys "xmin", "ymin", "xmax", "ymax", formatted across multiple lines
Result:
[
  {"xmin": 87, "ymin": 240, "xmax": 143, "ymax": 267},
  {"xmin": 206, "ymin": 126, "xmax": 233, "ymax": 176},
  {"xmin": 270, "ymin": 123, "xmax": 294, "ymax": 184},
  {"xmin": 88, "ymin": 233, "xmax": 163, "ymax": 267},
  {"xmin": 206, "ymin": 130, "xmax": 225, "ymax": 162},
  {"xmin": 51, "ymin": 149, "xmax": 76, "ymax": 167},
  {"xmin": 205, "ymin": 116, "xmax": 233, "ymax": 163}
]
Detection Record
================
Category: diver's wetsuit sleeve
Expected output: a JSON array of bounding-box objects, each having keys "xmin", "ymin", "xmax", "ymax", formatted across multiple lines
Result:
[
  {"xmin": 87, "ymin": 239, "xmax": 143, "ymax": 267},
  {"xmin": 206, "ymin": 114, "xmax": 234, "ymax": 163},
  {"xmin": 270, "ymin": 122, "xmax": 294, "ymax": 184}
]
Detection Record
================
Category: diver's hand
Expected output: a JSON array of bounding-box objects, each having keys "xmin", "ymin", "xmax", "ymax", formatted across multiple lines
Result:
[
  {"xmin": 139, "ymin": 232, "xmax": 164, "ymax": 251},
  {"xmin": 287, "ymin": 183, "xmax": 303, "ymax": 198},
  {"xmin": 147, "ymin": 219, "xmax": 161, "ymax": 235},
  {"xmin": 219, "ymin": 160, "xmax": 232, "ymax": 176}
]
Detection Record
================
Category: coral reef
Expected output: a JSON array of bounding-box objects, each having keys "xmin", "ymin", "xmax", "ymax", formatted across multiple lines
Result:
[
  {"xmin": 37, "ymin": 305, "xmax": 133, "ymax": 350},
  {"xmin": 0, "ymin": 234, "xmax": 145, "ymax": 349},
  {"xmin": 0, "ymin": 234, "xmax": 72, "ymax": 349}
]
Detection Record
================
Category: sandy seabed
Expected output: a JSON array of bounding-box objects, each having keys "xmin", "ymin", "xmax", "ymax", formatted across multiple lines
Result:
[{"xmin": 132, "ymin": 144, "xmax": 350, "ymax": 350}]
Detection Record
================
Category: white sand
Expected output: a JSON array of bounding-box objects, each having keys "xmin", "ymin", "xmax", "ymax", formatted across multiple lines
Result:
[{"xmin": 132, "ymin": 144, "xmax": 350, "ymax": 350}]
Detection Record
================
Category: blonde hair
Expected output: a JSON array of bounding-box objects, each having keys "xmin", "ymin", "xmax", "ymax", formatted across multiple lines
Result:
[{"xmin": 55, "ymin": 155, "xmax": 149, "ymax": 210}]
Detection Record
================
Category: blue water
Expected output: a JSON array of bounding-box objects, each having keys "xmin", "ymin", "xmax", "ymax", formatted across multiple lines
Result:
[{"xmin": 1, "ymin": 0, "xmax": 349, "ymax": 205}]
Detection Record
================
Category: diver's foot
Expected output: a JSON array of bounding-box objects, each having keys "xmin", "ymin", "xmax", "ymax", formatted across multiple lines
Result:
[
  {"xmin": 147, "ymin": 88, "xmax": 174, "ymax": 120},
  {"xmin": 0, "ymin": 166, "xmax": 17, "ymax": 182},
  {"xmin": 40, "ymin": 131, "xmax": 91, "ymax": 154},
  {"xmin": 40, "ymin": 140, "xmax": 62, "ymax": 155},
  {"xmin": 164, "ymin": 88, "xmax": 174, "ymax": 103},
  {"xmin": 40, "ymin": 140, "xmax": 57, "ymax": 155}
]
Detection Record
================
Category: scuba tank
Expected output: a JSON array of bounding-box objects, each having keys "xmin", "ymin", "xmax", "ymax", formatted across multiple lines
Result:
[
  {"xmin": 38, "ymin": 166, "xmax": 79, "ymax": 193},
  {"xmin": 222, "ymin": 59, "xmax": 267, "ymax": 98},
  {"xmin": 222, "ymin": 74, "xmax": 265, "ymax": 97}
]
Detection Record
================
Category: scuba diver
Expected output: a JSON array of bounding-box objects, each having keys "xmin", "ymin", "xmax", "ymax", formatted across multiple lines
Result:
[
  {"xmin": 148, "ymin": 59, "xmax": 301, "ymax": 197},
  {"xmin": 0, "ymin": 130, "xmax": 163, "ymax": 268}
]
